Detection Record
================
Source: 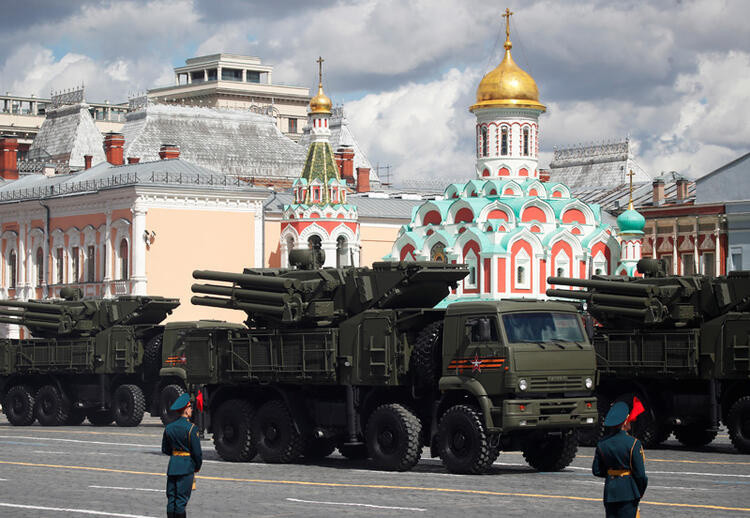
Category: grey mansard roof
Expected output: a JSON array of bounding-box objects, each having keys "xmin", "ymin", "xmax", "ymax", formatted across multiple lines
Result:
[{"xmin": 122, "ymin": 103, "xmax": 306, "ymax": 179}]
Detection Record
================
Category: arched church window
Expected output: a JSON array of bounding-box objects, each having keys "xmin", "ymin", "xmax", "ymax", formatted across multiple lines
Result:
[
  {"xmin": 8, "ymin": 249, "xmax": 16, "ymax": 289},
  {"xmin": 308, "ymin": 235, "xmax": 322, "ymax": 251},
  {"xmin": 501, "ymin": 127, "xmax": 509, "ymax": 156},
  {"xmin": 119, "ymin": 239, "xmax": 129, "ymax": 280},
  {"xmin": 481, "ymin": 127, "xmax": 488, "ymax": 157},
  {"xmin": 465, "ymin": 249, "xmax": 478, "ymax": 288},
  {"xmin": 336, "ymin": 235, "xmax": 349, "ymax": 267},
  {"xmin": 36, "ymin": 247, "xmax": 44, "ymax": 287},
  {"xmin": 515, "ymin": 248, "xmax": 531, "ymax": 289},
  {"xmin": 430, "ymin": 243, "xmax": 446, "ymax": 263},
  {"xmin": 523, "ymin": 127, "xmax": 530, "ymax": 156}
]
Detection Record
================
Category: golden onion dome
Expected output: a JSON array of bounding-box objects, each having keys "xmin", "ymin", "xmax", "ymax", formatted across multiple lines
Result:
[
  {"xmin": 470, "ymin": 39, "xmax": 545, "ymax": 113},
  {"xmin": 309, "ymin": 83, "xmax": 332, "ymax": 114}
]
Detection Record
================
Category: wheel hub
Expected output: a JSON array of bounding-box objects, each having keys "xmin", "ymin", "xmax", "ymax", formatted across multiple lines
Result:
[
  {"xmin": 451, "ymin": 431, "xmax": 468, "ymax": 452},
  {"xmin": 223, "ymin": 424, "xmax": 236, "ymax": 441},
  {"xmin": 378, "ymin": 429, "xmax": 395, "ymax": 450},
  {"xmin": 265, "ymin": 423, "xmax": 279, "ymax": 442}
]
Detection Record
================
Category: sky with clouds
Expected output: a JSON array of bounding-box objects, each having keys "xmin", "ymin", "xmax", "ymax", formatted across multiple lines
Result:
[{"xmin": 1, "ymin": 0, "xmax": 748, "ymax": 184}]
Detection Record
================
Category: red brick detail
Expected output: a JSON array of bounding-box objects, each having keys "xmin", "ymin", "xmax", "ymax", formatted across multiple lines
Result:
[
  {"xmin": 84, "ymin": 155, "xmax": 93, "ymax": 170},
  {"xmin": 521, "ymin": 206, "xmax": 547, "ymax": 223},
  {"xmin": 335, "ymin": 147, "xmax": 355, "ymax": 184},
  {"xmin": 530, "ymin": 225, "xmax": 541, "ymax": 233},
  {"xmin": 455, "ymin": 208, "xmax": 474, "ymax": 223},
  {"xmin": 539, "ymin": 258, "xmax": 547, "ymax": 294},
  {"xmin": 0, "ymin": 137, "xmax": 19, "ymax": 180},
  {"xmin": 504, "ymin": 188, "xmax": 515, "ymax": 195},
  {"xmin": 482, "ymin": 168, "xmax": 490, "ymax": 177},
  {"xmin": 498, "ymin": 257, "xmax": 506, "ymax": 292},
  {"xmin": 127, "ymin": 157, "xmax": 140, "ymax": 164},
  {"xmin": 356, "ymin": 167, "xmax": 370, "ymax": 193},
  {"xmin": 519, "ymin": 168, "xmax": 528, "ymax": 176},
  {"xmin": 103, "ymin": 133, "xmax": 125, "ymax": 165},
  {"xmin": 487, "ymin": 209, "xmax": 508, "ymax": 220},
  {"xmin": 400, "ymin": 244, "xmax": 415, "ymax": 261},
  {"xmin": 562, "ymin": 209, "xmax": 586, "ymax": 225},
  {"xmin": 529, "ymin": 189, "xmax": 538, "ymax": 196},
  {"xmin": 571, "ymin": 227, "xmax": 582, "ymax": 235},
  {"xmin": 159, "ymin": 144, "xmax": 180, "ymax": 160},
  {"xmin": 499, "ymin": 167, "xmax": 510, "ymax": 176},
  {"xmin": 484, "ymin": 258, "xmax": 491, "ymax": 293},
  {"xmin": 552, "ymin": 191, "xmax": 562, "ymax": 198}
]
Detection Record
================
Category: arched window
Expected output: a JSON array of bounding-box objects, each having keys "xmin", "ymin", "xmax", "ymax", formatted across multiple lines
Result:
[
  {"xmin": 500, "ymin": 127, "xmax": 509, "ymax": 156},
  {"xmin": 465, "ymin": 249, "xmax": 478, "ymax": 289},
  {"xmin": 36, "ymin": 247, "xmax": 44, "ymax": 287},
  {"xmin": 8, "ymin": 250, "xmax": 16, "ymax": 289},
  {"xmin": 523, "ymin": 127, "xmax": 530, "ymax": 156},
  {"xmin": 119, "ymin": 239, "xmax": 129, "ymax": 280},
  {"xmin": 430, "ymin": 242, "xmax": 446, "ymax": 263},
  {"xmin": 336, "ymin": 235, "xmax": 349, "ymax": 267},
  {"xmin": 481, "ymin": 126, "xmax": 488, "ymax": 157},
  {"xmin": 308, "ymin": 235, "xmax": 322, "ymax": 251},
  {"xmin": 515, "ymin": 248, "xmax": 531, "ymax": 290}
]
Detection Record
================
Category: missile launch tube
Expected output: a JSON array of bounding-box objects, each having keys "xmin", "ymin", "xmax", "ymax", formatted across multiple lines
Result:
[
  {"xmin": 547, "ymin": 277, "xmax": 653, "ymax": 296},
  {"xmin": 192, "ymin": 270, "xmax": 301, "ymax": 292},
  {"xmin": 0, "ymin": 317, "xmax": 60, "ymax": 329},
  {"xmin": 190, "ymin": 296, "xmax": 286, "ymax": 316},
  {"xmin": 545, "ymin": 289, "xmax": 650, "ymax": 307},
  {"xmin": 191, "ymin": 284, "xmax": 290, "ymax": 304},
  {"xmin": 0, "ymin": 300, "xmax": 66, "ymax": 313},
  {"xmin": 588, "ymin": 304, "xmax": 648, "ymax": 318}
]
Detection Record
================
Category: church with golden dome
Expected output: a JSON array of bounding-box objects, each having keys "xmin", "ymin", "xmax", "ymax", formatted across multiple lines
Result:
[{"xmin": 388, "ymin": 10, "xmax": 619, "ymax": 300}]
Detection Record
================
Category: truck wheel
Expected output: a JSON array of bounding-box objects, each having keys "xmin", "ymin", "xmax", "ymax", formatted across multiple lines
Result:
[
  {"xmin": 66, "ymin": 409, "xmax": 87, "ymax": 426},
  {"xmin": 304, "ymin": 438, "xmax": 336, "ymax": 460},
  {"xmin": 631, "ymin": 411, "xmax": 667, "ymax": 448},
  {"xmin": 113, "ymin": 384, "xmax": 145, "ymax": 427},
  {"xmin": 35, "ymin": 385, "xmax": 71, "ymax": 426},
  {"xmin": 728, "ymin": 396, "xmax": 750, "ymax": 453},
  {"xmin": 253, "ymin": 400, "xmax": 304, "ymax": 463},
  {"xmin": 365, "ymin": 403, "xmax": 422, "ymax": 471},
  {"xmin": 338, "ymin": 443, "xmax": 369, "ymax": 460},
  {"xmin": 674, "ymin": 423, "xmax": 717, "ymax": 448},
  {"xmin": 522, "ymin": 431, "xmax": 578, "ymax": 471},
  {"xmin": 411, "ymin": 321, "xmax": 443, "ymax": 391},
  {"xmin": 159, "ymin": 384, "xmax": 185, "ymax": 425},
  {"xmin": 87, "ymin": 409, "xmax": 115, "ymax": 426},
  {"xmin": 213, "ymin": 399, "xmax": 257, "ymax": 462},
  {"xmin": 143, "ymin": 334, "xmax": 163, "ymax": 379},
  {"xmin": 437, "ymin": 404, "xmax": 496, "ymax": 474},
  {"xmin": 4, "ymin": 385, "xmax": 36, "ymax": 426}
]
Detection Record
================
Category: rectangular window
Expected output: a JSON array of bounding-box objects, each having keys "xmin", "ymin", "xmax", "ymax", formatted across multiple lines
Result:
[
  {"xmin": 501, "ymin": 128, "xmax": 508, "ymax": 156},
  {"xmin": 87, "ymin": 245, "xmax": 96, "ymax": 283},
  {"xmin": 523, "ymin": 128, "xmax": 529, "ymax": 156},
  {"xmin": 221, "ymin": 68, "xmax": 243, "ymax": 81},
  {"xmin": 661, "ymin": 254, "xmax": 672, "ymax": 275},
  {"xmin": 731, "ymin": 247, "xmax": 742, "ymax": 271},
  {"xmin": 190, "ymin": 71, "xmax": 204, "ymax": 83},
  {"xmin": 288, "ymin": 118, "xmax": 297, "ymax": 133},
  {"xmin": 702, "ymin": 252, "xmax": 715, "ymax": 277},
  {"xmin": 206, "ymin": 68, "xmax": 217, "ymax": 81},
  {"xmin": 681, "ymin": 254, "xmax": 694, "ymax": 275},
  {"xmin": 72, "ymin": 247, "xmax": 80, "ymax": 282},
  {"xmin": 246, "ymin": 71, "xmax": 261, "ymax": 83},
  {"xmin": 56, "ymin": 248, "xmax": 64, "ymax": 284},
  {"xmin": 464, "ymin": 316, "xmax": 500, "ymax": 343}
]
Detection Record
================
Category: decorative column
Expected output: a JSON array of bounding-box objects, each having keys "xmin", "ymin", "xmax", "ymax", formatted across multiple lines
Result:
[
  {"xmin": 694, "ymin": 217, "xmax": 700, "ymax": 274},
  {"xmin": 672, "ymin": 218, "xmax": 678, "ymax": 274},
  {"xmin": 131, "ymin": 203, "xmax": 147, "ymax": 295},
  {"xmin": 103, "ymin": 211, "xmax": 112, "ymax": 298},
  {"xmin": 715, "ymin": 219, "xmax": 721, "ymax": 276},
  {"xmin": 17, "ymin": 221, "xmax": 26, "ymax": 299}
]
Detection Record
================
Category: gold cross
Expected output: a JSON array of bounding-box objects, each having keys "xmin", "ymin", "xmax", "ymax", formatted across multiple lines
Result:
[
  {"xmin": 502, "ymin": 8, "xmax": 514, "ymax": 40},
  {"xmin": 316, "ymin": 56, "xmax": 324, "ymax": 86}
]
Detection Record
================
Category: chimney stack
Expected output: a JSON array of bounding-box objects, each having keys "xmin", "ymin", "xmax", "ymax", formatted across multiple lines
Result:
[
  {"xmin": 158, "ymin": 144, "xmax": 180, "ymax": 160},
  {"xmin": 676, "ymin": 178, "xmax": 689, "ymax": 200},
  {"xmin": 84, "ymin": 155, "xmax": 93, "ymax": 170},
  {"xmin": 103, "ymin": 132, "xmax": 125, "ymax": 166},
  {"xmin": 652, "ymin": 178, "xmax": 665, "ymax": 205},
  {"xmin": 356, "ymin": 167, "xmax": 371, "ymax": 193},
  {"xmin": 0, "ymin": 136, "xmax": 19, "ymax": 180},
  {"xmin": 335, "ymin": 146, "xmax": 355, "ymax": 185},
  {"xmin": 538, "ymin": 169, "xmax": 551, "ymax": 183},
  {"xmin": 127, "ymin": 157, "xmax": 140, "ymax": 164}
]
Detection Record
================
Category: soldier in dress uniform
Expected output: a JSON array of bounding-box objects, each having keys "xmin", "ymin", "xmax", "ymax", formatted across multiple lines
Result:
[
  {"xmin": 592, "ymin": 401, "xmax": 648, "ymax": 518},
  {"xmin": 162, "ymin": 393, "xmax": 202, "ymax": 518}
]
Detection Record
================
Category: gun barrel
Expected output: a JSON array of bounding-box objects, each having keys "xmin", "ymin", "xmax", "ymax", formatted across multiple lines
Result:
[
  {"xmin": 0, "ymin": 317, "xmax": 60, "ymax": 329},
  {"xmin": 190, "ymin": 296, "xmax": 286, "ymax": 316},
  {"xmin": 546, "ymin": 289, "xmax": 650, "ymax": 308},
  {"xmin": 0, "ymin": 309, "xmax": 63, "ymax": 322},
  {"xmin": 193, "ymin": 270, "xmax": 300, "ymax": 292},
  {"xmin": 589, "ymin": 304, "xmax": 647, "ymax": 318},
  {"xmin": 191, "ymin": 284, "xmax": 290, "ymax": 304},
  {"xmin": 548, "ymin": 276, "xmax": 652, "ymax": 296},
  {"xmin": 0, "ymin": 300, "xmax": 65, "ymax": 313}
]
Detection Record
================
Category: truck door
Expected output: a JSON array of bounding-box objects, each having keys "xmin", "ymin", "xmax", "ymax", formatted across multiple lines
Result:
[
  {"xmin": 448, "ymin": 315, "xmax": 504, "ymax": 376},
  {"xmin": 358, "ymin": 314, "xmax": 393, "ymax": 384}
]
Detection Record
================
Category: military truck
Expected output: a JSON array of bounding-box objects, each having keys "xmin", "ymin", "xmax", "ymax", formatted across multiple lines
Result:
[
  {"xmin": 169, "ymin": 252, "xmax": 598, "ymax": 474},
  {"xmin": 548, "ymin": 258, "xmax": 750, "ymax": 453},
  {"xmin": 0, "ymin": 288, "xmax": 180, "ymax": 427}
]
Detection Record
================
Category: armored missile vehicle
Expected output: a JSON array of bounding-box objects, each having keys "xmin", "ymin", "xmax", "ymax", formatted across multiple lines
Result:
[
  {"xmin": 548, "ymin": 258, "xmax": 750, "ymax": 453},
  {"xmin": 0, "ymin": 288, "xmax": 179, "ymax": 427},
  {"xmin": 168, "ymin": 250, "xmax": 597, "ymax": 474}
]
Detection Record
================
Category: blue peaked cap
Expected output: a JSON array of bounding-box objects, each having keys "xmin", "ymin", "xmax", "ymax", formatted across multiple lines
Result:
[
  {"xmin": 169, "ymin": 393, "xmax": 191, "ymax": 411},
  {"xmin": 604, "ymin": 401, "xmax": 629, "ymax": 426}
]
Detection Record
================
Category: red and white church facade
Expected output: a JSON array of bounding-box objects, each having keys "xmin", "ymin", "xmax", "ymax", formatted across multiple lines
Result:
[{"xmin": 388, "ymin": 21, "xmax": 619, "ymax": 300}]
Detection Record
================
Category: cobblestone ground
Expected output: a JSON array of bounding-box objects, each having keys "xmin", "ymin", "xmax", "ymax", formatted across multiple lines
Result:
[{"xmin": 0, "ymin": 418, "xmax": 748, "ymax": 517}]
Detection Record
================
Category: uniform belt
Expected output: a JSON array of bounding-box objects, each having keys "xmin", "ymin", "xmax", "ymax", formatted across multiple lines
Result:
[
  {"xmin": 172, "ymin": 451, "xmax": 190, "ymax": 456},
  {"xmin": 607, "ymin": 469, "xmax": 631, "ymax": 477}
]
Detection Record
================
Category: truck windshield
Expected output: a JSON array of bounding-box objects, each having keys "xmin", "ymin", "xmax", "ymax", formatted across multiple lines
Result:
[{"xmin": 502, "ymin": 312, "xmax": 584, "ymax": 343}]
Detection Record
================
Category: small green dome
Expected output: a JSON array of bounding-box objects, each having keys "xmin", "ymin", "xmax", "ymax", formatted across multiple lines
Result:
[{"xmin": 617, "ymin": 208, "xmax": 645, "ymax": 234}]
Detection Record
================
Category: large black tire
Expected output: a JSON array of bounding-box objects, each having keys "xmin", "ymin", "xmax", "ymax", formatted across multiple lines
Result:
[
  {"xmin": 35, "ymin": 385, "xmax": 71, "ymax": 426},
  {"xmin": 674, "ymin": 423, "xmax": 717, "ymax": 448},
  {"xmin": 143, "ymin": 334, "xmax": 163, "ymax": 379},
  {"xmin": 66, "ymin": 408, "xmax": 87, "ymax": 426},
  {"xmin": 4, "ymin": 385, "xmax": 36, "ymax": 426},
  {"xmin": 411, "ymin": 321, "xmax": 443, "ymax": 391},
  {"xmin": 727, "ymin": 396, "xmax": 750, "ymax": 454},
  {"xmin": 253, "ymin": 400, "xmax": 305, "ymax": 463},
  {"xmin": 213, "ymin": 399, "xmax": 257, "ymax": 462},
  {"xmin": 630, "ymin": 403, "xmax": 667, "ymax": 449},
  {"xmin": 303, "ymin": 438, "xmax": 336, "ymax": 460},
  {"xmin": 437, "ymin": 404, "xmax": 497, "ymax": 474},
  {"xmin": 113, "ymin": 384, "xmax": 145, "ymax": 427},
  {"xmin": 87, "ymin": 409, "xmax": 115, "ymax": 426},
  {"xmin": 365, "ymin": 403, "xmax": 422, "ymax": 471},
  {"xmin": 338, "ymin": 443, "xmax": 369, "ymax": 460},
  {"xmin": 522, "ymin": 431, "xmax": 578, "ymax": 471},
  {"xmin": 159, "ymin": 384, "xmax": 185, "ymax": 425}
]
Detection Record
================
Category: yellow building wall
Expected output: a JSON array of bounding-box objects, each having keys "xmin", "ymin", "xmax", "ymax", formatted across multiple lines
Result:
[
  {"xmin": 146, "ymin": 208, "xmax": 257, "ymax": 323},
  {"xmin": 360, "ymin": 224, "xmax": 400, "ymax": 266},
  {"xmin": 264, "ymin": 219, "xmax": 283, "ymax": 268}
]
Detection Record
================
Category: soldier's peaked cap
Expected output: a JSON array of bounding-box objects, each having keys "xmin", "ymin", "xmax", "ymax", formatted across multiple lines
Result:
[
  {"xmin": 604, "ymin": 401, "xmax": 629, "ymax": 427},
  {"xmin": 170, "ymin": 393, "xmax": 191, "ymax": 411}
]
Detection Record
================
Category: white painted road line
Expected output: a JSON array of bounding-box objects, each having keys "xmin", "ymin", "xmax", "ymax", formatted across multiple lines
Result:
[
  {"xmin": 32, "ymin": 450, "xmax": 127, "ymax": 456},
  {"xmin": 286, "ymin": 497, "xmax": 427, "ymax": 512},
  {"xmin": 90, "ymin": 485, "xmax": 162, "ymax": 492},
  {"xmin": 0, "ymin": 502, "xmax": 158, "ymax": 517},
  {"xmin": 0, "ymin": 435, "xmax": 158, "ymax": 448}
]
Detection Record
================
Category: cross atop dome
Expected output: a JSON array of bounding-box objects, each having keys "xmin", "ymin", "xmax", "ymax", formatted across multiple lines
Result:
[
  {"xmin": 502, "ymin": 8, "xmax": 514, "ymax": 49},
  {"xmin": 309, "ymin": 56, "xmax": 332, "ymax": 115}
]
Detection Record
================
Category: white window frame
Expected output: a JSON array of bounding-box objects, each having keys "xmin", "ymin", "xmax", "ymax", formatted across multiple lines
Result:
[
  {"xmin": 554, "ymin": 253, "xmax": 570, "ymax": 279},
  {"xmin": 515, "ymin": 248, "xmax": 530, "ymax": 290},
  {"xmin": 592, "ymin": 251, "xmax": 608, "ymax": 276},
  {"xmin": 464, "ymin": 249, "xmax": 478, "ymax": 289}
]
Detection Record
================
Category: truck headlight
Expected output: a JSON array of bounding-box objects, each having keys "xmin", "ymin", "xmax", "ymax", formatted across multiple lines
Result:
[
  {"xmin": 518, "ymin": 379, "xmax": 528, "ymax": 391},
  {"xmin": 584, "ymin": 377, "xmax": 594, "ymax": 389}
]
